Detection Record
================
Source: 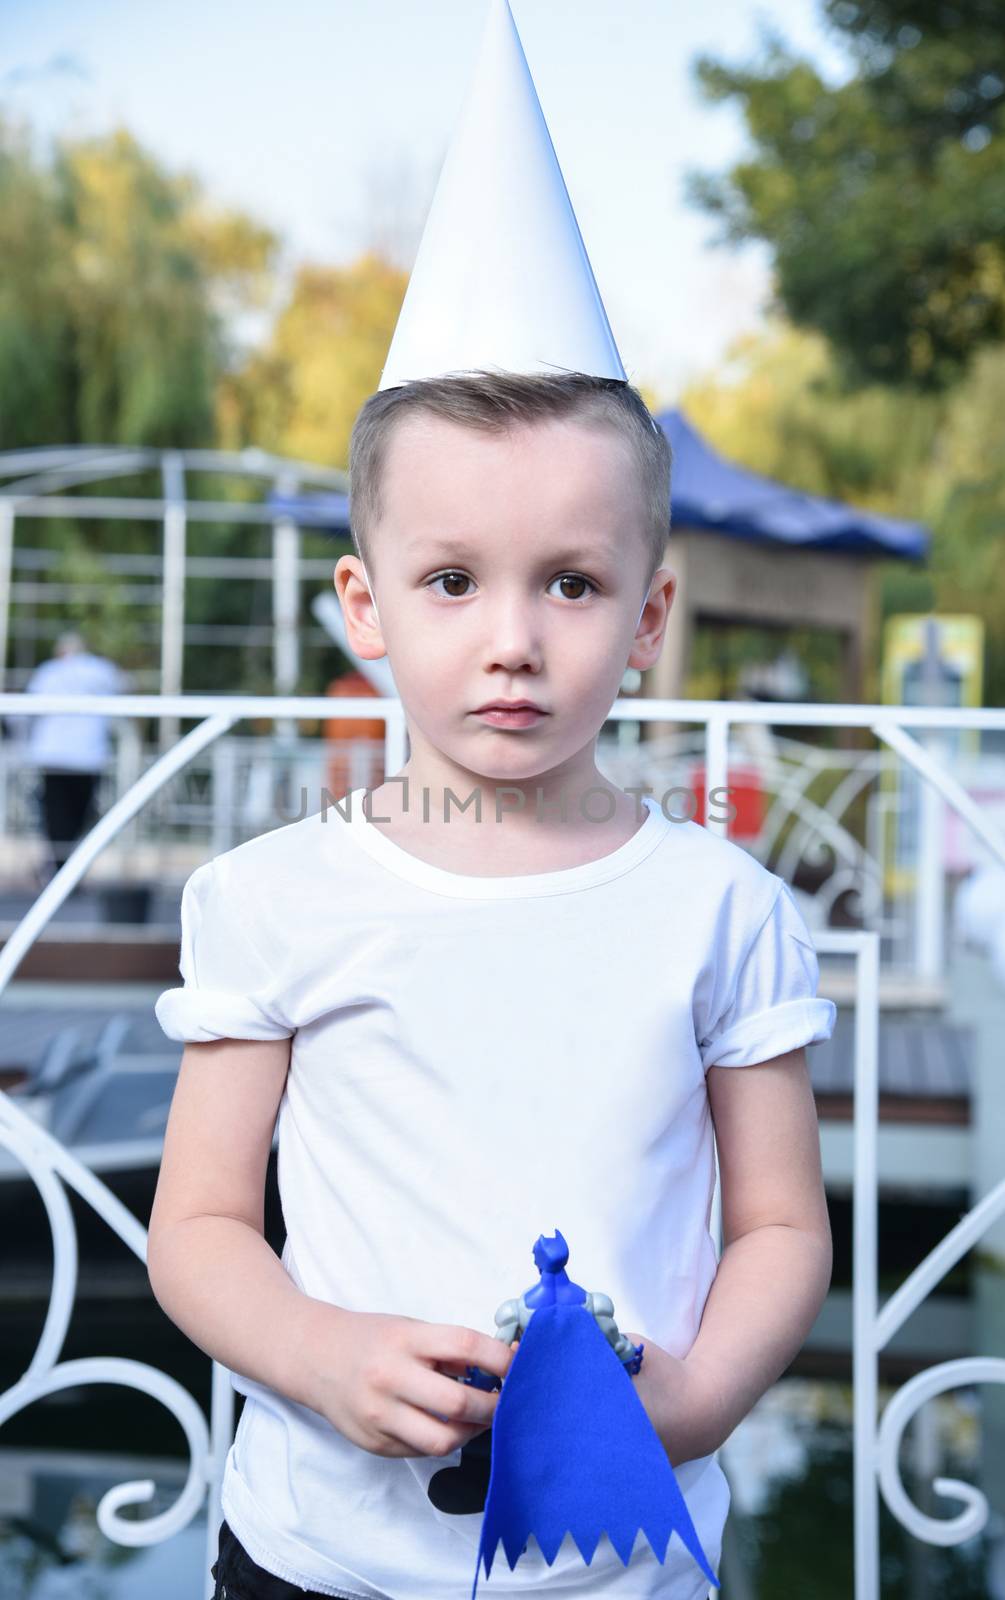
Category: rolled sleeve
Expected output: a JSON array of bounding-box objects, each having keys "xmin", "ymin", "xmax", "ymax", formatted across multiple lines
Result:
[
  {"xmin": 155, "ymin": 860, "xmax": 294, "ymax": 1044},
  {"xmin": 699, "ymin": 881, "xmax": 836, "ymax": 1071}
]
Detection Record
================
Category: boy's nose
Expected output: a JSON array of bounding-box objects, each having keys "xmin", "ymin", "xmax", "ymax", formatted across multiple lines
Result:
[
  {"xmin": 480, "ymin": 598, "xmax": 546, "ymax": 665},
  {"xmin": 483, "ymin": 637, "xmax": 544, "ymax": 676}
]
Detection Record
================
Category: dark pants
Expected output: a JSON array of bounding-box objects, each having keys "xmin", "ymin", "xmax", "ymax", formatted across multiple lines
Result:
[
  {"xmin": 38, "ymin": 770, "xmax": 99, "ymax": 870},
  {"xmin": 211, "ymin": 1517, "xmax": 378, "ymax": 1599}
]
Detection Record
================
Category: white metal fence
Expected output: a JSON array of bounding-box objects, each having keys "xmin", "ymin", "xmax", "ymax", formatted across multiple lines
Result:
[
  {"xmin": 5, "ymin": 702, "xmax": 1004, "ymax": 980},
  {"xmin": 1, "ymin": 690, "xmax": 1004, "ymax": 1598}
]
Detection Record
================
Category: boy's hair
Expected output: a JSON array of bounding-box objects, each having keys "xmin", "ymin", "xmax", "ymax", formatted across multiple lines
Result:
[{"xmin": 348, "ymin": 370, "xmax": 671, "ymax": 588}]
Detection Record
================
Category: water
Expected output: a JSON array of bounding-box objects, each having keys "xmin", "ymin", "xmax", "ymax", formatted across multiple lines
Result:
[{"xmin": 719, "ymin": 1378, "xmax": 993, "ymax": 1598}]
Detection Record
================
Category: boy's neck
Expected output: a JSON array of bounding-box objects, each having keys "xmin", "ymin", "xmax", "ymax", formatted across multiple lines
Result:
[{"xmin": 359, "ymin": 768, "xmax": 650, "ymax": 877}]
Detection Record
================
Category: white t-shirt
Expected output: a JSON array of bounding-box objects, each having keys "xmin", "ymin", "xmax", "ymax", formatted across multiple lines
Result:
[{"xmin": 155, "ymin": 788, "xmax": 836, "ymax": 1600}]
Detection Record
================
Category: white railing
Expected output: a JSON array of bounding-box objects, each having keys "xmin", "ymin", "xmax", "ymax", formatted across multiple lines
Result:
[
  {"xmin": 6, "ymin": 704, "xmax": 1003, "ymax": 978},
  {"xmin": 0, "ymin": 726, "xmax": 898, "ymax": 939},
  {"xmin": 1, "ymin": 690, "xmax": 1004, "ymax": 1598}
]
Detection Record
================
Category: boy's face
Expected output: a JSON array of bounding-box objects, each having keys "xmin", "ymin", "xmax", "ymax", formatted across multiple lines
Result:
[{"xmin": 336, "ymin": 412, "xmax": 674, "ymax": 793}]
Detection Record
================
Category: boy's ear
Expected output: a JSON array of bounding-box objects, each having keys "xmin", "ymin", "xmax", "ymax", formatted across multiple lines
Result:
[
  {"xmin": 629, "ymin": 567, "xmax": 676, "ymax": 668},
  {"xmin": 333, "ymin": 556, "xmax": 386, "ymax": 660}
]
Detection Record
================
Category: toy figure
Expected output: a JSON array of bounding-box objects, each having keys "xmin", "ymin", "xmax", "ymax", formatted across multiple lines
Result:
[
  {"xmin": 440, "ymin": 1230, "xmax": 721, "ymax": 1596},
  {"xmin": 465, "ymin": 1228, "xmax": 644, "ymax": 1389}
]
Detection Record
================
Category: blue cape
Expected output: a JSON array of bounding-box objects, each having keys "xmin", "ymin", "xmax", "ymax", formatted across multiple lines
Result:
[{"xmin": 472, "ymin": 1300, "xmax": 720, "ymax": 1595}]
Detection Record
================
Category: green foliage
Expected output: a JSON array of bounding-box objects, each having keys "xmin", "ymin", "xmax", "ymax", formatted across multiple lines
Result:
[
  {"xmin": 687, "ymin": 1, "xmax": 1005, "ymax": 389},
  {"xmin": 217, "ymin": 253, "xmax": 408, "ymax": 471},
  {"xmin": 0, "ymin": 116, "xmax": 276, "ymax": 450},
  {"xmin": 680, "ymin": 321, "xmax": 943, "ymax": 513},
  {"xmin": 0, "ymin": 121, "xmax": 75, "ymax": 443},
  {"xmin": 48, "ymin": 540, "xmax": 145, "ymax": 667}
]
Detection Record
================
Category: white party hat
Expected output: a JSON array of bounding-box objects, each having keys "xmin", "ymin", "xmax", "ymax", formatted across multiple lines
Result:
[{"xmin": 378, "ymin": 0, "xmax": 626, "ymax": 390}]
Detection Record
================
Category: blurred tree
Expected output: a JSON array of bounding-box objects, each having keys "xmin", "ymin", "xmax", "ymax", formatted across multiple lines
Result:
[
  {"xmin": 0, "ymin": 116, "xmax": 282, "ymax": 691},
  {"xmin": 0, "ymin": 116, "xmax": 276, "ymax": 449},
  {"xmin": 681, "ymin": 319, "xmax": 942, "ymax": 511},
  {"xmin": 686, "ymin": 0, "xmax": 1005, "ymax": 390},
  {"xmin": 218, "ymin": 252, "xmax": 408, "ymax": 469},
  {"xmin": 48, "ymin": 542, "xmax": 145, "ymax": 667},
  {"xmin": 0, "ymin": 119, "xmax": 75, "ymax": 445}
]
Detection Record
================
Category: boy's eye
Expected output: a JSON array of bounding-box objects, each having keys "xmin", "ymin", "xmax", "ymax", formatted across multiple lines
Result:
[
  {"xmin": 425, "ymin": 571, "xmax": 598, "ymax": 602},
  {"xmin": 548, "ymin": 573, "xmax": 596, "ymax": 602},
  {"xmin": 426, "ymin": 570, "xmax": 473, "ymax": 598}
]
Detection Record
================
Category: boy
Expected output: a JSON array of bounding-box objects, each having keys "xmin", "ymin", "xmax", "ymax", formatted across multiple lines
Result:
[
  {"xmin": 150, "ymin": 6, "xmax": 836, "ymax": 1597},
  {"xmin": 151, "ymin": 367, "xmax": 835, "ymax": 1600}
]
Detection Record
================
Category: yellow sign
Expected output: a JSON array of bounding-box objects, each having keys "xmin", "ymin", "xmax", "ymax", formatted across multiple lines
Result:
[{"xmin": 881, "ymin": 614, "xmax": 984, "ymax": 895}]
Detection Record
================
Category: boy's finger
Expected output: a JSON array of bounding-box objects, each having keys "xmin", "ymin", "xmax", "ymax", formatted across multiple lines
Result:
[
  {"xmin": 420, "ymin": 1324, "xmax": 515, "ymax": 1378},
  {"xmin": 435, "ymin": 1358, "xmax": 482, "ymax": 1379},
  {"xmin": 382, "ymin": 1401, "xmax": 487, "ymax": 1460},
  {"xmin": 409, "ymin": 1368, "xmax": 499, "ymax": 1427},
  {"xmin": 435, "ymin": 1350, "xmax": 512, "ymax": 1380}
]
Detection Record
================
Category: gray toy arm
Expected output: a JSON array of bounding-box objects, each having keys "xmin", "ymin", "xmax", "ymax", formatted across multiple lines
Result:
[
  {"xmin": 584, "ymin": 1290, "xmax": 638, "ymax": 1364},
  {"xmin": 491, "ymin": 1289, "xmax": 641, "ymax": 1369},
  {"xmin": 493, "ymin": 1297, "xmax": 523, "ymax": 1345}
]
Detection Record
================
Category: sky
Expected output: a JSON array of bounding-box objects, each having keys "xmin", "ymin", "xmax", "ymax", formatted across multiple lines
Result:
[{"xmin": 2, "ymin": 0, "xmax": 852, "ymax": 402}]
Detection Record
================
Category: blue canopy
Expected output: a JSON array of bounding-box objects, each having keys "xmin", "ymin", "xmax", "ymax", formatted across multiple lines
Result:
[
  {"xmin": 266, "ymin": 409, "xmax": 929, "ymax": 562},
  {"xmin": 654, "ymin": 408, "xmax": 929, "ymax": 560},
  {"xmin": 268, "ymin": 490, "xmax": 351, "ymax": 530}
]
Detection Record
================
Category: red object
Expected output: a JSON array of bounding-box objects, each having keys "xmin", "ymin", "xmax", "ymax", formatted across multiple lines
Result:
[
  {"xmin": 324, "ymin": 672, "xmax": 385, "ymax": 798},
  {"xmin": 688, "ymin": 764, "xmax": 764, "ymax": 839}
]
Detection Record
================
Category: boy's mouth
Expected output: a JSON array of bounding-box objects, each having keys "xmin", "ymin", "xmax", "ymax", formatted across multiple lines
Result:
[
  {"xmin": 473, "ymin": 701, "xmax": 549, "ymax": 728},
  {"xmin": 474, "ymin": 698, "xmax": 547, "ymax": 712}
]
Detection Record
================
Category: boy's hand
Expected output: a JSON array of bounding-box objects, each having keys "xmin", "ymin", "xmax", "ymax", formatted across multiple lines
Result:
[
  {"xmin": 622, "ymin": 1330, "xmax": 725, "ymax": 1468},
  {"xmin": 297, "ymin": 1304, "xmax": 515, "ymax": 1458}
]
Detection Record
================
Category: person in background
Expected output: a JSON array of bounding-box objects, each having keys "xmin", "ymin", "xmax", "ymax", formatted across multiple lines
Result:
[{"xmin": 21, "ymin": 632, "xmax": 129, "ymax": 883}]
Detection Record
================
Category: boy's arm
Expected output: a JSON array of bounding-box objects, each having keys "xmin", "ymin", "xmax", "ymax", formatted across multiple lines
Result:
[
  {"xmin": 692, "ymin": 1045, "xmax": 832, "ymax": 1443},
  {"xmin": 147, "ymin": 1035, "xmax": 322, "ymax": 1405},
  {"xmin": 644, "ymin": 1046, "xmax": 832, "ymax": 1461},
  {"xmin": 147, "ymin": 1036, "xmax": 514, "ymax": 1456}
]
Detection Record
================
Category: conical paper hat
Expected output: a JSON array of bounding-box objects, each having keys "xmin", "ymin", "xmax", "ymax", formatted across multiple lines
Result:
[{"xmin": 378, "ymin": 0, "xmax": 626, "ymax": 390}]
